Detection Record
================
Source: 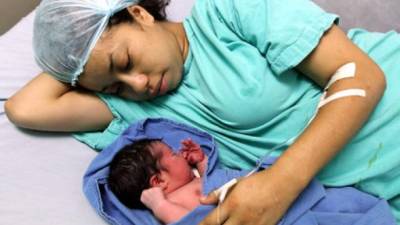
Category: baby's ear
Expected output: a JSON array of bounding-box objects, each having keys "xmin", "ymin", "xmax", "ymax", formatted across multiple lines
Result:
[{"xmin": 149, "ymin": 174, "xmax": 167, "ymax": 189}]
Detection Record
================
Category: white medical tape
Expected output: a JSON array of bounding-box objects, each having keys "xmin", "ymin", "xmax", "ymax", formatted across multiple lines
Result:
[
  {"xmin": 318, "ymin": 89, "xmax": 366, "ymax": 108},
  {"xmin": 211, "ymin": 62, "xmax": 365, "ymax": 208},
  {"xmin": 325, "ymin": 62, "xmax": 356, "ymax": 90},
  {"xmin": 318, "ymin": 62, "xmax": 366, "ymax": 109},
  {"xmin": 192, "ymin": 168, "xmax": 201, "ymax": 178},
  {"xmin": 214, "ymin": 178, "xmax": 238, "ymax": 203}
]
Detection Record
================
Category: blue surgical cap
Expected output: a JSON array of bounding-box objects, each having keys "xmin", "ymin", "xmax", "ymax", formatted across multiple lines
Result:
[{"xmin": 33, "ymin": 0, "xmax": 139, "ymax": 86}]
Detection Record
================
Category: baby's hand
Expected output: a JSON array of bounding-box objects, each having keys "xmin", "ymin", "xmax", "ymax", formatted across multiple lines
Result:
[
  {"xmin": 180, "ymin": 138, "xmax": 205, "ymax": 165},
  {"xmin": 140, "ymin": 187, "xmax": 166, "ymax": 211}
]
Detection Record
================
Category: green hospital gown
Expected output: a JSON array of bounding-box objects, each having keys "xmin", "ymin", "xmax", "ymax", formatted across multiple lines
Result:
[{"xmin": 74, "ymin": 0, "xmax": 400, "ymax": 218}]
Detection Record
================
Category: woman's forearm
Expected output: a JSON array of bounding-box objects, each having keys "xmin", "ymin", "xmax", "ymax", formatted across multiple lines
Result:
[
  {"xmin": 274, "ymin": 55, "xmax": 386, "ymax": 191},
  {"xmin": 277, "ymin": 93, "xmax": 383, "ymax": 186},
  {"xmin": 5, "ymin": 73, "xmax": 113, "ymax": 131}
]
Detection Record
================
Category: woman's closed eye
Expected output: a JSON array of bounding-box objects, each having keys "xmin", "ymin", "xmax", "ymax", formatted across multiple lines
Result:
[
  {"xmin": 124, "ymin": 54, "xmax": 132, "ymax": 71},
  {"xmin": 117, "ymin": 49, "xmax": 133, "ymax": 72},
  {"xmin": 112, "ymin": 50, "xmax": 133, "ymax": 73}
]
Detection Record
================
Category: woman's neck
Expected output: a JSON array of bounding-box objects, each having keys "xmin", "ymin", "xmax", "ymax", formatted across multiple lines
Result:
[{"xmin": 160, "ymin": 21, "xmax": 189, "ymax": 63}]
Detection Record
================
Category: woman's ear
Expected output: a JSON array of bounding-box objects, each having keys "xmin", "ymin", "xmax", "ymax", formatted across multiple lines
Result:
[{"xmin": 126, "ymin": 5, "xmax": 155, "ymax": 26}]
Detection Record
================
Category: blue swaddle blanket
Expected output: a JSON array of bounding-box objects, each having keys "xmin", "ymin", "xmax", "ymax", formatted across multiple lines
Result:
[{"xmin": 83, "ymin": 118, "xmax": 396, "ymax": 225}]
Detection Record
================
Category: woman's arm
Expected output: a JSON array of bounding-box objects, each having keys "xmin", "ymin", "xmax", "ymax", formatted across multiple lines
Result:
[
  {"xmin": 285, "ymin": 24, "xmax": 385, "ymax": 182},
  {"xmin": 198, "ymin": 25, "xmax": 385, "ymax": 225},
  {"xmin": 5, "ymin": 73, "xmax": 113, "ymax": 131}
]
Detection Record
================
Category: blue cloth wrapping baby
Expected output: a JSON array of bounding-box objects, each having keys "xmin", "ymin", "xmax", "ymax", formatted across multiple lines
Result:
[{"xmin": 83, "ymin": 118, "xmax": 396, "ymax": 225}]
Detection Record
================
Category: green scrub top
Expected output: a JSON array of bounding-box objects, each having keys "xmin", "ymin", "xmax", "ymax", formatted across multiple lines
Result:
[{"xmin": 75, "ymin": 0, "xmax": 400, "ymax": 202}]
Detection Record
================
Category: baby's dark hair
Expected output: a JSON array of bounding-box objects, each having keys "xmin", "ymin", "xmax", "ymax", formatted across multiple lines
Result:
[
  {"xmin": 109, "ymin": 0, "xmax": 170, "ymax": 26},
  {"xmin": 108, "ymin": 139, "xmax": 159, "ymax": 209}
]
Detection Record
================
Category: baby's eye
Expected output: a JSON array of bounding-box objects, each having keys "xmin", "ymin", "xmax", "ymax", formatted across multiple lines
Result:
[
  {"xmin": 171, "ymin": 151, "xmax": 178, "ymax": 156},
  {"xmin": 172, "ymin": 152, "xmax": 183, "ymax": 159}
]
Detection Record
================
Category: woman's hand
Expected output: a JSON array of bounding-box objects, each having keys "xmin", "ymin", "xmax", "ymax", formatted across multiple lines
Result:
[{"xmin": 198, "ymin": 165, "xmax": 305, "ymax": 225}]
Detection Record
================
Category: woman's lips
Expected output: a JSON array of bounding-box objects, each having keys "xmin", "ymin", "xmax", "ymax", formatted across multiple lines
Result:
[
  {"xmin": 158, "ymin": 73, "xmax": 168, "ymax": 96},
  {"xmin": 150, "ymin": 74, "xmax": 163, "ymax": 98}
]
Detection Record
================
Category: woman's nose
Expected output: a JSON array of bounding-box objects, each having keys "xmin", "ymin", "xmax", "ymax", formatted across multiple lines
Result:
[{"xmin": 122, "ymin": 73, "xmax": 149, "ymax": 94}]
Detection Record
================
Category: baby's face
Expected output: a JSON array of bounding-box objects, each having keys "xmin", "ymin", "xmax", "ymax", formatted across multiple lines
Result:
[{"xmin": 149, "ymin": 141, "xmax": 194, "ymax": 194}]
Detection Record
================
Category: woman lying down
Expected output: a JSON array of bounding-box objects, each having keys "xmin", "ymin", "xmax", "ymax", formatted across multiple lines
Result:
[{"xmin": 83, "ymin": 118, "xmax": 396, "ymax": 225}]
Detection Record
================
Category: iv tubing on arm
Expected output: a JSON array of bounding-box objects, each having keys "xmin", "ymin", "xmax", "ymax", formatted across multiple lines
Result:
[
  {"xmin": 199, "ymin": 25, "xmax": 386, "ymax": 225},
  {"xmin": 214, "ymin": 61, "xmax": 366, "ymax": 204},
  {"xmin": 281, "ymin": 25, "xmax": 385, "ymax": 187}
]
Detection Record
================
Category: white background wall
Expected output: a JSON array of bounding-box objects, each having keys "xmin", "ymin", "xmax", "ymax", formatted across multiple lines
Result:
[
  {"xmin": 0, "ymin": 0, "xmax": 194, "ymax": 35},
  {"xmin": 1, "ymin": 0, "xmax": 399, "ymax": 35},
  {"xmin": 0, "ymin": 0, "xmax": 40, "ymax": 35}
]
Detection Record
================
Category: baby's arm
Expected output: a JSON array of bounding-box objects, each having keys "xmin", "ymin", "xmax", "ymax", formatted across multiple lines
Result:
[
  {"xmin": 180, "ymin": 139, "xmax": 208, "ymax": 175},
  {"xmin": 141, "ymin": 187, "xmax": 190, "ymax": 224}
]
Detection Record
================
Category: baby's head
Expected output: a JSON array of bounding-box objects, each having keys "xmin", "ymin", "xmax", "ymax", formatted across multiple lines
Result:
[{"xmin": 108, "ymin": 139, "xmax": 194, "ymax": 208}]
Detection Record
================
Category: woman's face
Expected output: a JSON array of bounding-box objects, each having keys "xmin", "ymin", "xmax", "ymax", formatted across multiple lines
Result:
[{"xmin": 78, "ymin": 7, "xmax": 186, "ymax": 101}]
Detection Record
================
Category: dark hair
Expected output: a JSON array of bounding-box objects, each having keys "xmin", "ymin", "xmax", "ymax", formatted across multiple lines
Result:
[
  {"xmin": 109, "ymin": 0, "xmax": 170, "ymax": 25},
  {"xmin": 108, "ymin": 139, "xmax": 159, "ymax": 209}
]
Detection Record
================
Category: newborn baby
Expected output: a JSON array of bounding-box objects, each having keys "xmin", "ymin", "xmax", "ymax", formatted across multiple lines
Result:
[
  {"xmin": 84, "ymin": 118, "xmax": 396, "ymax": 225},
  {"xmin": 108, "ymin": 139, "xmax": 207, "ymax": 224}
]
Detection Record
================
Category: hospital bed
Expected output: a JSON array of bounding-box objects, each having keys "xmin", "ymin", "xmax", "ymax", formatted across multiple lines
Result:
[{"xmin": 0, "ymin": 0, "xmax": 398, "ymax": 224}]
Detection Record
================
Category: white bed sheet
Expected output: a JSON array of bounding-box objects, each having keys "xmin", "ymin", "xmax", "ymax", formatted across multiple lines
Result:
[{"xmin": 0, "ymin": 110, "xmax": 105, "ymax": 225}]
